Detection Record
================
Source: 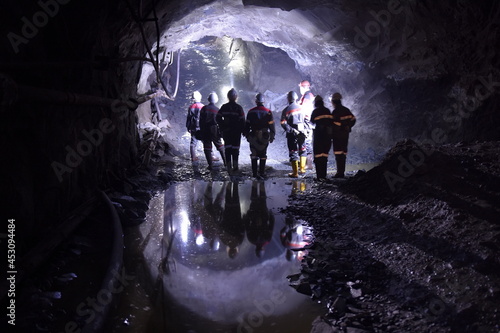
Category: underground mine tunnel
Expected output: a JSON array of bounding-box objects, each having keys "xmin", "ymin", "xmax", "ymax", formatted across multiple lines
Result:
[{"xmin": 1, "ymin": 0, "xmax": 500, "ymax": 332}]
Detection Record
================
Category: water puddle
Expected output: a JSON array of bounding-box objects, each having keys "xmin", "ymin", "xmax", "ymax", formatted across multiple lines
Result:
[{"xmin": 111, "ymin": 179, "xmax": 323, "ymax": 333}]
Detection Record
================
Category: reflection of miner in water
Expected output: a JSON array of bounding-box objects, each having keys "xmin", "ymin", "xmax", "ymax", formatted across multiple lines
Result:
[
  {"xmin": 202, "ymin": 182, "xmax": 225, "ymax": 250},
  {"xmin": 243, "ymin": 181, "xmax": 275, "ymax": 258},
  {"xmin": 220, "ymin": 182, "xmax": 244, "ymax": 258},
  {"xmin": 280, "ymin": 215, "xmax": 311, "ymax": 261},
  {"xmin": 188, "ymin": 184, "xmax": 204, "ymax": 245}
]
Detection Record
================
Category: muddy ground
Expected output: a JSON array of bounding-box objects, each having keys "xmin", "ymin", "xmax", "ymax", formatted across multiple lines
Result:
[
  {"xmin": 163, "ymin": 139, "xmax": 500, "ymax": 332},
  {"xmin": 281, "ymin": 140, "xmax": 500, "ymax": 333}
]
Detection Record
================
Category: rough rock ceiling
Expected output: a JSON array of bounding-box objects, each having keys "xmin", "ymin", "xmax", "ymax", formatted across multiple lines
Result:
[{"xmin": 132, "ymin": 0, "xmax": 499, "ymax": 159}]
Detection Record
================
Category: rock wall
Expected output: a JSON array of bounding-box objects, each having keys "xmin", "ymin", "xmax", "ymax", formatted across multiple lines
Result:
[{"xmin": 1, "ymin": 0, "xmax": 143, "ymax": 251}]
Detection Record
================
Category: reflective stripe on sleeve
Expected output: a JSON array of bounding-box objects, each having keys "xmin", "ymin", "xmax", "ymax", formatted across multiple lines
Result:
[
  {"xmin": 286, "ymin": 108, "xmax": 301, "ymax": 116},
  {"xmin": 314, "ymin": 115, "xmax": 333, "ymax": 121}
]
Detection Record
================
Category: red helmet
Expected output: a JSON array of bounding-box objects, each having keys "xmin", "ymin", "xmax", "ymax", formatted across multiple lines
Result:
[{"xmin": 299, "ymin": 80, "xmax": 311, "ymax": 87}]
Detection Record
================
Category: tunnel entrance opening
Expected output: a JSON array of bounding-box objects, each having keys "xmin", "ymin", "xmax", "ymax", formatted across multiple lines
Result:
[{"xmin": 137, "ymin": 35, "xmax": 310, "ymax": 168}]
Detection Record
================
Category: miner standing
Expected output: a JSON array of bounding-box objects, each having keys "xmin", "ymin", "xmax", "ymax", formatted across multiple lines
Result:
[
  {"xmin": 243, "ymin": 93, "xmax": 275, "ymax": 179},
  {"xmin": 298, "ymin": 80, "xmax": 315, "ymax": 174},
  {"xmin": 331, "ymin": 92, "xmax": 356, "ymax": 178},
  {"xmin": 310, "ymin": 95, "xmax": 333, "ymax": 181},
  {"xmin": 186, "ymin": 91, "xmax": 203, "ymax": 162},
  {"xmin": 199, "ymin": 92, "xmax": 227, "ymax": 170},
  {"xmin": 217, "ymin": 88, "xmax": 245, "ymax": 174},
  {"xmin": 281, "ymin": 91, "xmax": 306, "ymax": 178}
]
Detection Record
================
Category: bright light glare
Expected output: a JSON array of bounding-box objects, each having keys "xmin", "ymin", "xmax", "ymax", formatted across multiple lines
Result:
[
  {"xmin": 179, "ymin": 210, "xmax": 190, "ymax": 243},
  {"xmin": 220, "ymin": 85, "xmax": 232, "ymax": 101},
  {"xmin": 196, "ymin": 234, "xmax": 205, "ymax": 246}
]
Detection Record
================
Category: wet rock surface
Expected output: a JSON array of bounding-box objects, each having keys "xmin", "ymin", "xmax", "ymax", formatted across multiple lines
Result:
[{"xmin": 284, "ymin": 140, "xmax": 500, "ymax": 332}]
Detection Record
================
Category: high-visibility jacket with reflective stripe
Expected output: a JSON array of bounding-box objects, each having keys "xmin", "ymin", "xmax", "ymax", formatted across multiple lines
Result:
[
  {"xmin": 186, "ymin": 102, "xmax": 204, "ymax": 131},
  {"xmin": 300, "ymin": 91, "xmax": 315, "ymax": 131},
  {"xmin": 311, "ymin": 105, "xmax": 333, "ymax": 129},
  {"xmin": 280, "ymin": 102, "xmax": 305, "ymax": 134},
  {"xmin": 216, "ymin": 101, "xmax": 245, "ymax": 133},
  {"xmin": 244, "ymin": 105, "xmax": 275, "ymax": 137},
  {"xmin": 200, "ymin": 103, "xmax": 219, "ymax": 129},
  {"xmin": 332, "ymin": 104, "xmax": 356, "ymax": 132}
]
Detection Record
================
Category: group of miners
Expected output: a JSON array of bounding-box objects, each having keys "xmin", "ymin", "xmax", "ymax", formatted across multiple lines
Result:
[{"xmin": 185, "ymin": 80, "xmax": 356, "ymax": 180}]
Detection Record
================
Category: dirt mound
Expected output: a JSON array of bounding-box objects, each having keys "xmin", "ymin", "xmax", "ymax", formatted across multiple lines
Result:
[
  {"xmin": 286, "ymin": 140, "xmax": 500, "ymax": 332},
  {"xmin": 342, "ymin": 139, "xmax": 500, "ymax": 209}
]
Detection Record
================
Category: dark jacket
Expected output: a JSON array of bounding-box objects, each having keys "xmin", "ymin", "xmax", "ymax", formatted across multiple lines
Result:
[
  {"xmin": 199, "ymin": 102, "xmax": 220, "ymax": 133},
  {"xmin": 186, "ymin": 101, "xmax": 204, "ymax": 132},
  {"xmin": 243, "ymin": 105, "xmax": 275, "ymax": 140},
  {"xmin": 311, "ymin": 102, "xmax": 333, "ymax": 129},
  {"xmin": 280, "ymin": 102, "xmax": 305, "ymax": 135},
  {"xmin": 216, "ymin": 101, "xmax": 245, "ymax": 134},
  {"xmin": 332, "ymin": 104, "xmax": 356, "ymax": 133}
]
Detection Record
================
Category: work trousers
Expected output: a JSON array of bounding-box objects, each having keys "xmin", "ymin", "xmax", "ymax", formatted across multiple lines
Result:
[{"xmin": 286, "ymin": 133, "xmax": 306, "ymax": 162}]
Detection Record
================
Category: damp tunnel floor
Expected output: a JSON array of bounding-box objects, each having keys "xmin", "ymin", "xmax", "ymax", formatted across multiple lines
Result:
[{"xmin": 106, "ymin": 179, "xmax": 324, "ymax": 333}]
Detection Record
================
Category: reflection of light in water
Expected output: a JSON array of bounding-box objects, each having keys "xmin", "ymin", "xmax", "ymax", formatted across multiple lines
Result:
[
  {"xmin": 179, "ymin": 210, "xmax": 189, "ymax": 243},
  {"xmin": 211, "ymin": 239, "xmax": 220, "ymax": 251},
  {"xmin": 196, "ymin": 234, "xmax": 204, "ymax": 246},
  {"xmin": 137, "ymin": 180, "xmax": 323, "ymax": 330},
  {"xmin": 296, "ymin": 250, "xmax": 307, "ymax": 261}
]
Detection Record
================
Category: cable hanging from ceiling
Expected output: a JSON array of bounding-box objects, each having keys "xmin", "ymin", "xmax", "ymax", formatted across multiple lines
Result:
[{"xmin": 125, "ymin": 0, "xmax": 181, "ymax": 101}]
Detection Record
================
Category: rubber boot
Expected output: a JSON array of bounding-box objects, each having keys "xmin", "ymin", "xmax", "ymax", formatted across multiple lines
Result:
[
  {"xmin": 226, "ymin": 152, "xmax": 232, "ymax": 174},
  {"xmin": 288, "ymin": 160, "xmax": 299, "ymax": 178},
  {"xmin": 190, "ymin": 145, "xmax": 198, "ymax": 162},
  {"xmin": 218, "ymin": 149, "xmax": 227, "ymax": 169},
  {"xmin": 259, "ymin": 158, "xmax": 266, "ymax": 178},
  {"xmin": 251, "ymin": 159, "xmax": 259, "ymax": 177},
  {"xmin": 205, "ymin": 150, "xmax": 213, "ymax": 170},
  {"xmin": 232, "ymin": 151, "xmax": 239, "ymax": 172},
  {"xmin": 299, "ymin": 156, "xmax": 307, "ymax": 174},
  {"xmin": 318, "ymin": 158, "xmax": 328, "ymax": 180},
  {"xmin": 306, "ymin": 154, "xmax": 314, "ymax": 170},
  {"xmin": 333, "ymin": 154, "xmax": 346, "ymax": 178}
]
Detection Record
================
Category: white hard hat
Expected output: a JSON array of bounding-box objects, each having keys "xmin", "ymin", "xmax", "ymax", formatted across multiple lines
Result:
[
  {"xmin": 208, "ymin": 92, "xmax": 218, "ymax": 104},
  {"xmin": 192, "ymin": 91, "xmax": 202, "ymax": 102}
]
